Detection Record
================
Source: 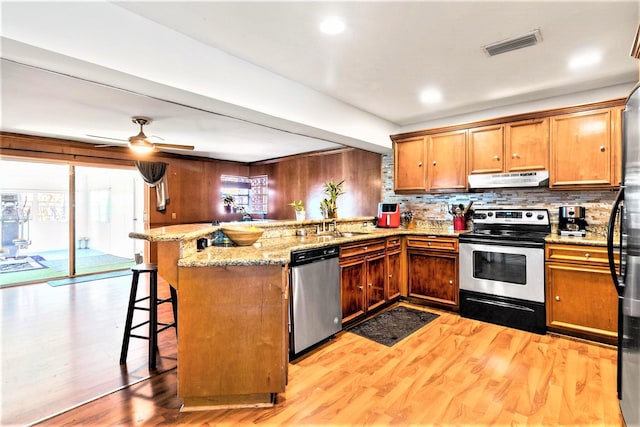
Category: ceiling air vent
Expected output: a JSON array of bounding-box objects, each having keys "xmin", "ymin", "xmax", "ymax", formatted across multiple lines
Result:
[{"xmin": 483, "ymin": 29, "xmax": 542, "ymax": 57}]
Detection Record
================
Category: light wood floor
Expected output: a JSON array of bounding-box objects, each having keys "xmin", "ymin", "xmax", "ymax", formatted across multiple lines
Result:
[
  {"xmin": 26, "ymin": 295, "xmax": 623, "ymax": 426},
  {"xmin": 1, "ymin": 274, "xmax": 177, "ymax": 426}
]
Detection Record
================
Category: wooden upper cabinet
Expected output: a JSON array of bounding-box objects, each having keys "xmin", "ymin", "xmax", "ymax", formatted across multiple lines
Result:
[
  {"xmin": 504, "ymin": 118, "xmax": 549, "ymax": 172},
  {"xmin": 427, "ymin": 130, "xmax": 467, "ymax": 191},
  {"xmin": 394, "ymin": 137, "xmax": 426, "ymax": 192},
  {"xmin": 468, "ymin": 124, "xmax": 504, "ymax": 174},
  {"xmin": 550, "ymin": 108, "xmax": 613, "ymax": 188}
]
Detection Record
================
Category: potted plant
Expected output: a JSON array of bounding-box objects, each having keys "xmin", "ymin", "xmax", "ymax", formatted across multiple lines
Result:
[
  {"xmin": 289, "ymin": 200, "xmax": 306, "ymax": 221},
  {"xmin": 322, "ymin": 179, "xmax": 345, "ymax": 218},
  {"xmin": 222, "ymin": 194, "xmax": 235, "ymax": 213}
]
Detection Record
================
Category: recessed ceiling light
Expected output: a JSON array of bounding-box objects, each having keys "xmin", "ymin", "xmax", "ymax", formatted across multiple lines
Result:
[
  {"xmin": 420, "ymin": 88, "xmax": 442, "ymax": 104},
  {"xmin": 320, "ymin": 16, "xmax": 345, "ymax": 35},
  {"xmin": 568, "ymin": 51, "xmax": 602, "ymax": 70}
]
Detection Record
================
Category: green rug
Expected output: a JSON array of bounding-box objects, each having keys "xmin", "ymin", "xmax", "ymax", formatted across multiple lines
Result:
[
  {"xmin": 48, "ymin": 270, "xmax": 132, "ymax": 287},
  {"xmin": 40, "ymin": 254, "xmax": 133, "ymax": 272}
]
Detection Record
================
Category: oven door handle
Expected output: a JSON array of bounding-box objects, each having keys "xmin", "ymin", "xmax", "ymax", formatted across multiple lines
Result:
[{"xmin": 458, "ymin": 237, "xmax": 545, "ymax": 248}]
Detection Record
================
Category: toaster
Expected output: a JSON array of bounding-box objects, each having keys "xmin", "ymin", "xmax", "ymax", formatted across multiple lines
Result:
[{"xmin": 377, "ymin": 203, "xmax": 401, "ymax": 228}]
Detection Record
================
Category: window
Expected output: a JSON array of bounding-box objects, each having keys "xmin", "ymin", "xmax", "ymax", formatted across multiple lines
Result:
[
  {"xmin": 249, "ymin": 175, "xmax": 268, "ymax": 214},
  {"xmin": 221, "ymin": 174, "xmax": 268, "ymax": 214}
]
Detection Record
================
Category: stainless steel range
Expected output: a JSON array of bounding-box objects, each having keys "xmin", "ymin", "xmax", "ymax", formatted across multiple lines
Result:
[{"xmin": 458, "ymin": 208, "xmax": 551, "ymax": 334}]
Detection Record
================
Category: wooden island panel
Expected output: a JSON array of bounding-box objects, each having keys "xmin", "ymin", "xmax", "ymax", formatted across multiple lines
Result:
[
  {"xmin": 176, "ymin": 264, "xmax": 288, "ymax": 411},
  {"xmin": 156, "ymin": 240, "xmax": 181, "ymax": 288}
]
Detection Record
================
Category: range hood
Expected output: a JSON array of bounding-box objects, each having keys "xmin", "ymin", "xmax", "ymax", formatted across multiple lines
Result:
[{"xmin": 468, "ymin": 170, "xmax": 549, "ymax": 189}]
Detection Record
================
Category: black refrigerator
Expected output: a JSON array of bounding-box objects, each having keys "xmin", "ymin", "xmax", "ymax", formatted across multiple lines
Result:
[{"xmin": 608, "ymin": 81, "xmax": 640, "ymax": 427}]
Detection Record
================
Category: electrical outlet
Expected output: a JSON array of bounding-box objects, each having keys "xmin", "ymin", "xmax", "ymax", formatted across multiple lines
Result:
[{"xmin": 171, "ymin": 212, "xmax": 177, "ymax": 219}]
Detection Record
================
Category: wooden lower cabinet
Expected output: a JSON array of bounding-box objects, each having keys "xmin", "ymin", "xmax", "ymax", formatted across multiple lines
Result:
[
  {"xmin": 545, "ymin": 243, "xmax": 619, "ymax": 344},
  {"xmin": 406, "ymin": 236, "xmax": 459, "ymax": 310},
  {"xmin": 340, "ymin": 256, "xmax": 367, "ymax": 322},
  {"xmin": 339, "ymin": 251, "xmax": 386, "ymax": 323},
  {"xmin": 387, "ymin": 249, "xmax": 401, "ymax": 300},
  {"xmin": 386, "ymin": 236, "xmax": 402, "ymax": 300},
  {"xmin": 340, "ymin": 238, "xmax": 398, "ymax": 323}
]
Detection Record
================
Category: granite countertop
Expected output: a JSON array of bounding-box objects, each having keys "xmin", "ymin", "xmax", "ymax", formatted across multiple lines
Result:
[
  {"xmin": 129, "ymin": 217, "xmax": 378, "ymax": 242},
  {"xmin": 178, "ymin": 225, "xmax": 462, "ymax": 267},
  {"xmin": 133, "ymin": 219, "xmax": 615, "ymax": 268},
  {"xmin": 545, "ymin": 224, "xmax": 611, "ymax": 247}
]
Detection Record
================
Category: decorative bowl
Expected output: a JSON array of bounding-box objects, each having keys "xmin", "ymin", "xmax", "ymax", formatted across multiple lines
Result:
[{"xmin": 221, "ymin": 226, "xmax": 264, "ymax": 246}]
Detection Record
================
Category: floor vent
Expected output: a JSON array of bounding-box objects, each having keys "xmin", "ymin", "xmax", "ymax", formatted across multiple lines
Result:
[{"xmin": 484, "ymin": 29, "xmax": 542, "ymax": 57}]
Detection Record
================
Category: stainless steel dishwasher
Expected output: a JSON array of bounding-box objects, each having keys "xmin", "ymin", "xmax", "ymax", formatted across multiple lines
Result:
[{"xmin": 289, "ymin": 245, "xmax": 341, "ymax": 359}]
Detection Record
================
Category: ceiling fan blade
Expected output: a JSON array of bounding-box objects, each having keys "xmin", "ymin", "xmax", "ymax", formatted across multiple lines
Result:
[
  {"xmin": 154, "ymin": 142, "xmax": 195, "ymax": 151},
  {"xmin": 86, "ymin": 134, "xmax": 128, "ymax": 142}
]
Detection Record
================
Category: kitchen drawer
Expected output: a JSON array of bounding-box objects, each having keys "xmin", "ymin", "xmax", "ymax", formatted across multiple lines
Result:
[
  {"xmin": 386, "ymin": 236, "xmax": 402, "ymax": 250},
  {"xmin": 340, "ymin": 239, "xmax": 386, "ymax": 258},
  {"xmin": 545, "ymin": 243, "xmax": 618, "ymax": 266},
  {"xmin": 406, "ymin": 236, "xmax": 458, "ymax": 252}
]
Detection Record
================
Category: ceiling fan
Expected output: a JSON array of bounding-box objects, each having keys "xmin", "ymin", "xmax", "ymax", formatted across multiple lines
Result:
[{"xmin": 90, "ymin": 116, "xmax": 195, "ymax": 153}]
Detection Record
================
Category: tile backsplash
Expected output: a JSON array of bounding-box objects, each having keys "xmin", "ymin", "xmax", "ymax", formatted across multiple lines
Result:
[{"xmin": 381, "ymin": 154, "xmax": 617, "ymax": 228}]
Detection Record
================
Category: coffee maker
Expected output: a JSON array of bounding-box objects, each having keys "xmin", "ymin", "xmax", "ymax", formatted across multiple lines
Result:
[{"xmin": 558, "ymin": 206, "xmax": 587, "ymax": 237}]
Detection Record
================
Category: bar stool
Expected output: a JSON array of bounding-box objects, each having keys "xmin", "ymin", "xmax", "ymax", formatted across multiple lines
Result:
[{"xmin": 119, "ymin": 263, "xmax": 177, "ymax": 370}]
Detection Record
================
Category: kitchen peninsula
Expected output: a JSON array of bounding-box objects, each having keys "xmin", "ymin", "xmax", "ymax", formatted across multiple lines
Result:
[
  {"xmin": 132, "ymin": 216, "xmax": 617, "ymax": 411},
  {"xmin": 130, "ymin": 218, "xmax": 456, "ymax": 411}
]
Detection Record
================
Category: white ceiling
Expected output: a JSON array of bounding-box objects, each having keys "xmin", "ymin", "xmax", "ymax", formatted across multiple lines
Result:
[{"xmin": 1, "ymin": 1, "xmax": 638, "ymax": 163}]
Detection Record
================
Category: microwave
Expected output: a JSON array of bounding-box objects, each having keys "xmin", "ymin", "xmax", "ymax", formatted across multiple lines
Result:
[{"xmin": 377, "ymin": 203, "xmax": 400, "ymax": 228}]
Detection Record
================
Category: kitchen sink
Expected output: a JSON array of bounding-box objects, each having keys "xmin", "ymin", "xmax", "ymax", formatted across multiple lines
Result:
[
  {"xmin": 312, "ymin": 231, "xmax": 371, "ymax": 238},
  {"xmin": 334, "ymin": 231, "xmax": 371, "ymax": 237}
]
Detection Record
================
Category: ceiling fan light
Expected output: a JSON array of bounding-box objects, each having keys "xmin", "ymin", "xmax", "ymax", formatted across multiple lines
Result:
[{"xmin": 128, "ymin": 139, "xmax": 155, "ymax": 154}]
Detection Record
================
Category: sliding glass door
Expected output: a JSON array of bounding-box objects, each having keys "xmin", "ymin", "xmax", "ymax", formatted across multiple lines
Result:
[
  {"xmin": 74, "ymin": 166, "xmax": 144, "ymax": 275},
  {"xmin": 0, "ymin": 158, "xmax": 144, "ymax": 286},
  {"xmin": 0, "ymin": 160, "xmax": 70, "ymax": 285}
]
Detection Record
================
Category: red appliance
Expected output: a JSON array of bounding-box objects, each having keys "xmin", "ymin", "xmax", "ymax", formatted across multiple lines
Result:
[{"xmin": 377, "ymin": 203, "xmax": 400, "ymax": 228}]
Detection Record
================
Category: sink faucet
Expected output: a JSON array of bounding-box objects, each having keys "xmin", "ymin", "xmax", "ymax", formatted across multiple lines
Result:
[{"xmin": 332, "ymin": 219, "xmax": 338, "ymax": 233}]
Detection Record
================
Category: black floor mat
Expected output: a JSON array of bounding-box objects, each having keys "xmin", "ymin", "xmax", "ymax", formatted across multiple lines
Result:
[{"xmin": 347, "ymin": 306, "xmax": 439, "ymax": 347}]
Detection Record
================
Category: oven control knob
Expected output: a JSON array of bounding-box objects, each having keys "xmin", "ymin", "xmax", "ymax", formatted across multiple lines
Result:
[
  {"xmin": 537, "ymin": 214, "xmax": 544, "ymax": 220},
  {"xmin": 526, "ymin": 212, "xmax": 533, "ymax": 218},
  {"xmin": 487, "ymin": 212, "xmax": 493, "ymax": 217}
]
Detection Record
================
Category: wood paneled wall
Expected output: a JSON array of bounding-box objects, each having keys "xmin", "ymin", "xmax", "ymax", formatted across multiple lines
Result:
[
  {"xmin": 250, "ymin": 148, "xmax": 382, "ymax": 220},
  {"xmin": 151, "ymin": 157, "xmax": 249, "ymax": 225},
  {"xmin": 0, "ymin": 133, "xmax": 383, "ymax": 225}
]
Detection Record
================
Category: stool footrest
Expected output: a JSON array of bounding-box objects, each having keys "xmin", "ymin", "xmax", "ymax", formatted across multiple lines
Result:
[{"xmin": 131, "ymin": 320, "xmax": 150, "ymax": 331}]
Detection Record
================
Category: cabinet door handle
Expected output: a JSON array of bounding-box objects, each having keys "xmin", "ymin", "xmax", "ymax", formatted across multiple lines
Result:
[
  {"xmin": 433, "ymin": 161, "xmax": 437, "ymax": 166},
  {"xmin": 388, "ymin": 274, "xmax": 393, "ymax": 278},
  {"xmin": 493, "ymin": 155, "xmax": 500, "ymax": 161},
  {"xmin": 585, "ymin": 253, "xmax": 591, "ymax": 258},
  {"xmin": 449, "ymin": 280, "xmax": 453, "ymax": 285},
  {"xmin": 428, "ymin": 242, "xmax": 432, "ymax": 246},
  {"xmin": 418, "ymin": 162, "xmax": 423, "ymax": 167},
  {"xmin": 362, "ymin": 247, "xmax": 368, "ymax": 251},
  {"xmin": 555, "ymin": 296, "xmax": 560, "ymax": 301},
  {"xmin": 358, "ymin": 286, "xmax": 364, "ymax": 290},
  {"xmin": 368, "ymin": 283, "xmax": 372, "ymax": 287},
  {"xmin": 600, "ymin": 146, "xmax": 605, "ymax": 152},
  {"xmin": 512, "ymin": 153, "xmax": 518, "ymax": 159}
]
